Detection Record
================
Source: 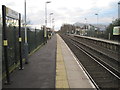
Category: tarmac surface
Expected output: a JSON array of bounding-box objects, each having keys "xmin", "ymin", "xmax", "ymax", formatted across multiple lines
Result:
[{"xmin": 3, "ymin": 35, "xmax": 57, "ymax": 88}]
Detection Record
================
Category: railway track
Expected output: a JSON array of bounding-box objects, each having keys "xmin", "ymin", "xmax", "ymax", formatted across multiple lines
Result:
[
  {"xmin": 60, "ymin": 34, "xmax": 120, "ymax": 89},
  {"xmin": 73, "ymin": 35, "xmax": 119, "ymax": 62},
  {"xmin": 69, "ymin": 35, "xmax": 120, "ymax": 77}
]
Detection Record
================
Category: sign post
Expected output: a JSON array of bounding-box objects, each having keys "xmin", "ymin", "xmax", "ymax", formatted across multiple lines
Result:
[
  {"xmin": 18, "ymin": 13, "xmax": 24, "ymax": 70},
  {"xmin": 2, "ymin": 5, "xmax": 10, "ymax": 84}
]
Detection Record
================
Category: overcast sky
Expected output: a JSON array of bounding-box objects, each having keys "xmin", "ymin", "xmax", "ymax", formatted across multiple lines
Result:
[{"xmin": 0, "ymin": 0, "xmax": 119, "ymax": 30}]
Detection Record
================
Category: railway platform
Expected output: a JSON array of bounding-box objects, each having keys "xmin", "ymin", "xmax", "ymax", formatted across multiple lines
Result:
[{"xmin": 2, "ymin": 34, "xmax": 95, "ymax": 89}]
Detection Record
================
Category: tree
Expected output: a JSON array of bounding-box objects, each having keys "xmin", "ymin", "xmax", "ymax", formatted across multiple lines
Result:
[
  {"xmin": 105, "ymin": 19, "xmax": 120, "ymax": 40},
  {"xmin": 60, "ymin": 24, "xmax": 76, "ymax": 34}
]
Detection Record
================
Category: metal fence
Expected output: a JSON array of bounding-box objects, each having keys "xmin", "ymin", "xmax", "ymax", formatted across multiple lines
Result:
[{"xmin": 2, "ymin": 26, "xmax": 45, "ymax": 72}]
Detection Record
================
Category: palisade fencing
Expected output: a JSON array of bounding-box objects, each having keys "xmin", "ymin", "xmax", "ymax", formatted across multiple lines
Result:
[{"xmin": 2, "ymin": 26, "xmax": 44, "ymax": 72}]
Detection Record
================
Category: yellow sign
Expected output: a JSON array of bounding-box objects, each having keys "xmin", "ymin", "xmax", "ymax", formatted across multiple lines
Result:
[
  {"xmin": 113, "ymin": 26, "xmax": 120, "ymax": 35},
  {"xmin": 3, "ymin": 40, "xmax": 8, "ymax": 46},
  {"xmin": 19, "ymin": 37, "xmax": 22, "ymax": 42}
]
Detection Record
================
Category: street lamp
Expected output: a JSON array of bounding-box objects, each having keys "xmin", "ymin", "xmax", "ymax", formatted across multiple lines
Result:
[
  {"xmin": 85, "ymin": 18, "xmax": 87, "ymax": 29},
  {"xmin": 95, "ymin": 13, "xmax": 99, "ymax": 37},
  {"xmin": 24, "ymin": 0, "xmax": 28, "ymax": 64},
  {"xmin": 52, "ymin": 18, "xmax": 54, "ymax": 29},
  {"xmin": 45, "ymin": 1, "xmax": 51, "ymax": 26},
  {"xmin": 85, "ymin": 18, "xmax": 87, "ymax": 23},
  {"xmin": 49, "ymin": 13, "xmax": 53, "ymax": 28},
  {"xmin": 118, "ymin": 1, "xmax": 120, "ymax": 19},
  {"xmin": 44, "ymin": 1, "xmax": 51, "ymax": 43},
  {"xmin": 95, "ymin": 13, "xmax": 98, "ymax": 26}
]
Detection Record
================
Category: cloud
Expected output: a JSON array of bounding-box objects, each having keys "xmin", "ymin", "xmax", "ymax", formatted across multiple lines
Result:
[
  {"xmin": 0, "ymin": 0, "xmax": 118, "ymax": 30},
  {"xmin": 6, "ymin": 2, "xmax": 16, "ymax": 6}
]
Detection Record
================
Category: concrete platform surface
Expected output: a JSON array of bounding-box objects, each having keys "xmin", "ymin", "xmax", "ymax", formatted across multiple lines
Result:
[{"xmin": 57, "ymin": 34, "xmax": 95, "ymax": 88}]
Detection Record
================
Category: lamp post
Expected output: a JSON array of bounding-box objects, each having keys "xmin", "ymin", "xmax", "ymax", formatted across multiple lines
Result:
[
  {"xmin": 49, "ymin": 13, "xmax": 53, "ymax": 29},
  {"xmin": 44, "ymin": 1, "xmax": 51, "ymax": 43},
  {"xmin": 24, "ymin": 0, "xmax": 28, "ymax": 64},
  {"xmin": 52, "ymin": 18, "xmax": 55, "ymax": 32},
  {"xmin": 85, "ymin": 18, "xmax": 87, "ymax": 29},
  {"xmin": 95, "ymin": 13, "xmax": 98, "ymax": 26},
  {"xmin": 95, "ymin": 13, "xmax": 99, "ymax": 37},
  {"xmin": 85, "ymin": 18, "xmax": 87, "ymax": 24},
  {"xmin": 45, "ymin": 1, "xmax": 51, "ymax": 26},
  {"xmin": 118, "ymin": 1, "xmax": 120, "ymax": 19}
]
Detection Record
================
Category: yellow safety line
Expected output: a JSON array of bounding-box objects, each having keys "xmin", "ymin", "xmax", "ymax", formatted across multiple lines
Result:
[{"xmin": 56, "ymin": 35, "xmax": 69, "ymax": 88}]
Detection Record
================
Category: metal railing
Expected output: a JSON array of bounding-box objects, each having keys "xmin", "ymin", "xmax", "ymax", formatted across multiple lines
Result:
[{"xmin": 2, "ymin": 26, "xmax": 45, "ymax": 73}]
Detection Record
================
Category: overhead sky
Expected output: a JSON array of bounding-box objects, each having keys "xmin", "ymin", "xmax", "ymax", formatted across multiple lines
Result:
[{"xmin": 0, "ymin": 0, "xmax": 119, "ymax": 30}]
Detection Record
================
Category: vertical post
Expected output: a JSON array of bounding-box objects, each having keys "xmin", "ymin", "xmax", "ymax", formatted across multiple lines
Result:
[
  {"xmin": 13, "ymin": 26, "xmax": 17, "ymax": 64},
  {"xmin": 52, "ymin": 18, "xmax": 55, "ymax": 35},
  {"xmin": 45, "ymin": 1, "xmax": 51, "ymax": 43},
  {"xmin": 95, "ymin": 13, "xmax": 98, "ymax": 27},
  {"xmin": 50, "ymin": 13, "xmax": 53, "ymax": 29},
  {"xmin": 97, "ymin": 14, "xmax": 98, "ymax": 26},
  {"xmin": 85, "ymin": 18, "xmax": 87, "ymax": 35},
  {"xmin": 24, "ymin": 0, "xmax": 29, "ymax": 64},
  {"xmin": 118, "ymin": 1, "xmax": 120, "ymax": 19},
  {"xmin": 50, "ymin": 14, "xmax": 51, "ymax": 28},
  {"xmin": 45, "ymin": 3, "xmax": 47, "ymax": 44},
  {"xmin": 0, "ymin": 9, "xmax": 2, "ymax": 90},
  {"xmin": 108, "ymin": 33, "xmax": 111, "ymax": 40},
  {"xmin": 45, "ymin": 3, "xmax": 47, "ymax": 26},
  {"xmin": 35, "ymin": 28, "xmax": 37, "ymax": 48},
  {"xmin": 19, "ymin": 13, "xmax": 24, "ymax": 70},
  {"xmin": 25, "ymin": 0, "xmax": 27, "ymax": 44},
  {"xmin": 43, "ymin": 26, "xmax": 47, "ymax": 44},
  {"xmin": 85, "ymin": 18, "xmax": 87, "ymax": 26},
  {"xmin": 2, "ymin": 5, "xmax": 10, "ymax": 84}
]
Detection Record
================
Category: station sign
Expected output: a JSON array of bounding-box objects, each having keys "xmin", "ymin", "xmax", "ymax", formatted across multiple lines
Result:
[
  {"xmin": 113, "ymin": 26, "xmax": 120, "ymax": 35},
  {"xmin": 6, "ymin": 7, "xmax": 19, "ymax": 19}
]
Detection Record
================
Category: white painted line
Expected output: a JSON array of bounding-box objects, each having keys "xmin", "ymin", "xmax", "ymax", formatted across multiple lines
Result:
[{"xmin": 77, "ymin": 44, "xmax": 120, "ymax": 80}]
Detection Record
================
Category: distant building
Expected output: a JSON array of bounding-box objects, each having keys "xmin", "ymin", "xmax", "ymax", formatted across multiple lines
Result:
[
  {"xmin": 88, "ymin": 24, "xmax": 95, "ymax": 30},
  {"xmin": 75, "ymin": 26, "xmax": 81, "ymax": 34}
]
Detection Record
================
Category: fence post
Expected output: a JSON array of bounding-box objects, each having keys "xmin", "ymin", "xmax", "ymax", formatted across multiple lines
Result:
[
  {"xmin": 35, "ymin": 28, "xmax": 37, "ymax": 48},
  {"xmin": 2, "ymin": 5, "xmax": 11, "ymax": 84},
  {"xmin": 13, "ymin": 26, "xmax": 17, "ymax": 64},
  {"xmin": 19, "ymin": 13, "xmax": 24, "ymax": 70}
]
